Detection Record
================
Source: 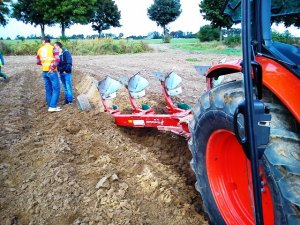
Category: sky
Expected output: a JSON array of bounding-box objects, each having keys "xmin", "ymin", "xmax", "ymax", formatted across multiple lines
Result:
[
  {"xmin": 0, "ymin": 0, "xmax": 206, "ymax": 39},
  {"xmin": 0, "ymin": 0, "xmax": 299, "ymax": 39}
]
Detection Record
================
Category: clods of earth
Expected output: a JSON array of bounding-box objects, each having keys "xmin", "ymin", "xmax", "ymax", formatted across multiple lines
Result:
[{"xmin": 0, "ymin": 48, "xmax": 238, "ymax": 225}]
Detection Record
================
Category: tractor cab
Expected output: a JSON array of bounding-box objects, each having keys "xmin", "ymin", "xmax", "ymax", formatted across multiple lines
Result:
[{"xmin": 224, "ymin": 0, "xmax": 300, "ymax": 77}]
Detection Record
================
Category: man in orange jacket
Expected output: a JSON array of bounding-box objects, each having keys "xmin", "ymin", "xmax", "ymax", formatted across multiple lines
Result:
[{"xmin": 36, "ymin": 37, "xmax": 61, "ymax": 112}]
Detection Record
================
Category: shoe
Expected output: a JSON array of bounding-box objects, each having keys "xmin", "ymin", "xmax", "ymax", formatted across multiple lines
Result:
[
  {"xmin": 63, "ymin": 101, "xmax": 73, "ymax": 105},
  {"xmin": 48, "ymin": 107, "xmax": 62, "ymax": 112}
]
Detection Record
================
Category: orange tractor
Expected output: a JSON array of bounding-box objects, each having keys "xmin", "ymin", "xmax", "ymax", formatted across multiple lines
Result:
[{"xmin": 96, "ymin": 0, "xmax": 299, "ymax": 224}]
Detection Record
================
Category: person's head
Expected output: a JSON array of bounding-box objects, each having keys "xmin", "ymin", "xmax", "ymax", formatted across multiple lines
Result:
[
  {"xmin": 54, "ymin": 42, "xmax": 63, "ymax": 51},
  {"xmin": 42, "ymin": 37, "xmax": 51, "ymax": 44}
]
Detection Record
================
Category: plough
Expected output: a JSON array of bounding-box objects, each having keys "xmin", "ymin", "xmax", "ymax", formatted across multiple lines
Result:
[{"xmin": 97, "ymin": 71, "xmax": 196, "ymax": 139}]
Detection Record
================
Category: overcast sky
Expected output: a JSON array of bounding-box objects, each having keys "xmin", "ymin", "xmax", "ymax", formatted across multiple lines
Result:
[
  {"xmin": 0, "ymin": 0, "xmax": 206, "ymax": 39},
  {"xmin": 0, "ymin": 0, "xmax": 299, "ymax": 39}
]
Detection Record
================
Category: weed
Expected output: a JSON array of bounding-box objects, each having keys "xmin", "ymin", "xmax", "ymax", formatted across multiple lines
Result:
[
  {"xmin": 224, "ymin": 35, "xmax": 241, "ymax": 48},
  {"xmin": 186, "ymin": 58, "xmax": 200, "ymax": 62},
  {"xmin": 0, "ymin": 38, "xmax": 151, "ymax": 56}
]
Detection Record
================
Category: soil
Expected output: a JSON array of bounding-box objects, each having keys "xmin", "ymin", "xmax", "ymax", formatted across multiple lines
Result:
[{"xmin": 0, "ymin": 45, "xmax": 239, "ymax": 225}]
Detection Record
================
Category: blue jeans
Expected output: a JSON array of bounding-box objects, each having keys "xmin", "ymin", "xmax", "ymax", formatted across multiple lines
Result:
[
  {"xmin": 42, "ymin": 71, "xmax": 60, "ymax": 108},
  {"xmin": 60, "ymin": 73, "xmax": 73, "ymax": 103}
]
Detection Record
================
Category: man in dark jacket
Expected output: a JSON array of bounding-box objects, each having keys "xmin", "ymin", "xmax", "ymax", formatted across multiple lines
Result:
[{"xmin": 54, "ymin": 42, "xmax": 73, "ymax": 104}]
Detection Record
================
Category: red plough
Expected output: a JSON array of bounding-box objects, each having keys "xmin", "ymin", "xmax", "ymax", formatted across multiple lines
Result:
[{"xmin": 97, "ymin": 71, "xmax": 193, "ymax": 139}]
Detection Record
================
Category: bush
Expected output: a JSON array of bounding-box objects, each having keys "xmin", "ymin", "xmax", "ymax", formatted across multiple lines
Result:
[
  {"xmin": 0, "ymin": 40, "xmax": 41, "ymax": 55},
  {"xmin": 224, "ymin": 35, "xmax": 241, "ymax": 47},
  {"xmin": 272, "ymin": 31, "xmax": 295, "ymax": 44},
  {"xmin": 163, "ymin": 35, "xmax": 171, "ymax": 43},
  {"xmin": 0, "ymin": 38, "xmax": 152, "ymax": 56},
  {"xmin": 0, "ymin": 42, "xmax": 12, "ymax": 55},
  {"xmin": 198, "ymin": 25, "xmax": 220, "ymax": 42}
]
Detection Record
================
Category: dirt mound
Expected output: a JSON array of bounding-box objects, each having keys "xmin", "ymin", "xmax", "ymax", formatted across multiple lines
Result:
[{"xmin": 0, "ymin": 67, "xmax": 207, "ymax": 225}]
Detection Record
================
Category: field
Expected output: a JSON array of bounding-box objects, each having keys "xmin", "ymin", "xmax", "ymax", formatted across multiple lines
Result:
[
  {"xmin": 0, "ymin": 45, "xmax": 241, "ymax": 224},
  {"xmin": 1, "ymin": 38, "xmax": 242, "ymax": 56}
]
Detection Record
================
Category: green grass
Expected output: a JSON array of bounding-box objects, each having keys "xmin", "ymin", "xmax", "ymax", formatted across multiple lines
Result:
[
  {"xmin": 170, "ymin": 39, "xmax": 241, "ymax": 55},
  {"xmin": 185, "ymin": 57, "xmax": 201, "ymax": 62},
  {"xmin": 139, "ymin": 38, "xmax": 241, "ymax": 56}
]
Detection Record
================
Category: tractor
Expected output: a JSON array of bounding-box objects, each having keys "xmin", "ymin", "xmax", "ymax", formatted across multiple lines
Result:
[{"xmin": 95, "ymin": 0, "xmax": 300, "ymax": 224}]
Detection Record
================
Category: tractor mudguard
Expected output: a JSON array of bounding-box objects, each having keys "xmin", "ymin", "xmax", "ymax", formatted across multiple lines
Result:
[
  {"xmin": 256, "ymin": 56, "xmax": 300, "ymax": 123},
  {"xmin": 206, "ymin": 59, "xmax": 242, "ymax": 78},
  {"xmin": 206, "ymin": 57, "xmax": 300, "ymax": 123}
]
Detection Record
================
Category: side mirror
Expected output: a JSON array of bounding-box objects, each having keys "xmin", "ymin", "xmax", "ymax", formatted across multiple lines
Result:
[
  {"xmin": 98, "ymin": 76, "xmax": 122, "ymax": 99},
  {"xmin": 128, "ymin": 73, "xmax": 149, "ymax": 98},
  {"xmin": 165, "ymin": 72, "xmax": 182, "ymax": 96}
]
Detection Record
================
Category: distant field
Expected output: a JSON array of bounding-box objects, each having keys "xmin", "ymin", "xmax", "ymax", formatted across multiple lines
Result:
[
  {"xmin": 140, "ymin": 38, "xmax": 241, "ymax": 55},
  {"xmin": 170, "ymin": 39, "xmax": 241, "ymax": 56},
  {"xmin": 0, "ymin": 38, "xmax": 241, "ymax": 56},
  {"xmin": 140, "ymin": 38, "xmax": 199, "ymax": 45}
]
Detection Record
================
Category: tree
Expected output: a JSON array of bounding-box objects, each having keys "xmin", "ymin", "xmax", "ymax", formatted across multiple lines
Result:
[
  {"xmin": 199, "ymin": 0, "xmax": 233, "ymax": 41},
  {"xmin": 12, "ymin": 0, "xmax": 52, "ymax": 38},
  {"xmin": 46, "ymin": 0, "xmax": 95, "ymax": 37},
  {"xmin": 147, "ymin": 0, "xmax": 182, "ymax": 37},
  {"xmin": 198, "ymin": 25, "xmax": 219, "ymax": 42},
  {"xmin": 27, "ymin": 34, "xmax": 41, "ymax": 39},
  {"xmin": 0, "ymin": 0, "xmax": 10, "ymax": 26},
  {"xmin": 273, "ymin": 15, "xmax": 300, "ymax": 28},
  {"xmin": 147, "ymin": 31, "xmax": 162, "ymax": 39},
  {"xmin": 118, "ymin": 33, "xmax": 124, "ymax": 39},
  {"xmin": 90, "ymin": 0, "xmax": 121, "ymax": 37},
  {"xmin": 16, "ymin": 35, "xmax": 25, "ymax": 41},
  {"xmin": 170, "ymin": 30, "xmax": 185, "ymax": 38}
]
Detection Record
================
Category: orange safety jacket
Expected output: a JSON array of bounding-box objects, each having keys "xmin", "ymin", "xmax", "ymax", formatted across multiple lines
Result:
[{"xmin": 36, "ymin": 44, "xmax": 60, "ymax": 72}]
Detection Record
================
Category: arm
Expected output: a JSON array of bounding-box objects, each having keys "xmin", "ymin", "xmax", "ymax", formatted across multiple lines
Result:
[
  {"xmin": 50, "ymin": 48, "xmax": 60, "ymax": 70},
  {"xmin": 65, "ymin": 51, "xmax": 72, "ymax": 73},
  {"xmin": 36, "ymin": 49, "xmax": 42, "ymax": 65},
  {"xmin": 36, "ymin": 54, "xmax": 42, "ymax": 65}
]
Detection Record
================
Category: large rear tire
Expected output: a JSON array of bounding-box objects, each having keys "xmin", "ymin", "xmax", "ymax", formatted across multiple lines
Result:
[{"xmin": 189, "ymin": 80, "xmax": 300, "ymax": 224}]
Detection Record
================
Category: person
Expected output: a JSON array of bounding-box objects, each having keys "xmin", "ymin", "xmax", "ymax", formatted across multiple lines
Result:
[
  {"xmin": 0, "ymin": 51, "xmax": 8, "ymax": 80},
  {"xmin": 54, "ymin": 42, "xmax": 73, "ymax": 105},
  {"xmin": 36, "ymin": 37, "xmax": 61, "ymax": 112}
]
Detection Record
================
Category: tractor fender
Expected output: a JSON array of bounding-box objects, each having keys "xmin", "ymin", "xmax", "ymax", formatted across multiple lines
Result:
[
  {"xmin": 206, "ymin": 59, "xmax": 242, "ymax": 78},
  {"xmin": 206, "ymin": 57, "xmax": 300, "ymax": 123},
  {"xmin": 256, "ymin": 56, "xmax": 300, "ymax": 123}
]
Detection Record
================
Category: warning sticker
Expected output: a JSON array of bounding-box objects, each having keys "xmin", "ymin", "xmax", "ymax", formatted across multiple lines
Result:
[{"xmin": 133, "ymin": 120, "xmax": 145, "ymax": 126}]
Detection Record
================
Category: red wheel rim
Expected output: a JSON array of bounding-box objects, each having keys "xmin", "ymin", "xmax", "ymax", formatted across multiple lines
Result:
[{"xmin": 206, "ymin": 129, "xmax": 274, "ymax": 225}]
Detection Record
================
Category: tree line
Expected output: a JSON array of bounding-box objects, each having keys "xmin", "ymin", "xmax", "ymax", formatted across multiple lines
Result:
[
  {"xmin": 0, "ymin": 0, "xmax": 299, "ymax": 40},
  {"xmin": 0, "ymin": 0, "xmax": 182, "ymax": 39},
  {"xmin": 11, "ymin": 0, "xmax": 121, "ymax": 38}
]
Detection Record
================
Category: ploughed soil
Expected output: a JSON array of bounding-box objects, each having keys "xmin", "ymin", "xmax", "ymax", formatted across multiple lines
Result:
[{"xmin": 0, "ymin": 46, "xmax": 239, "ymax": 225}]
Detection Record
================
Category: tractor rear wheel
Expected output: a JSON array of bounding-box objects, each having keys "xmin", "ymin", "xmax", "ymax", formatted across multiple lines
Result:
[{"xmin": 189, "ymin": 80, "xmax": 300, "ymax": 224}]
